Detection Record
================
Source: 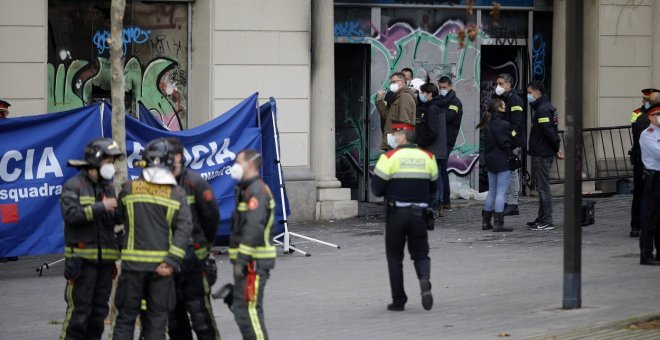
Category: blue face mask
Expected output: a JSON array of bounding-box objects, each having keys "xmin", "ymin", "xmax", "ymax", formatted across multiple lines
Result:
[
  {"xmin": 419, "ymin": 94, "xmax": 427, "ymax": 103},
  {"xmin": 527, "ymin": 93, "xmax": 536, "ymax": 103}
]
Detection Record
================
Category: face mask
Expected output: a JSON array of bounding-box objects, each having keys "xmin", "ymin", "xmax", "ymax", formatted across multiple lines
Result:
[
  {"xmin": 645, "ymin": 102, "xmax": 651, "ymax": 110},
  {"xmin": 387, "ymin": 133, "xmax": 398, "ymax": 149},
  {"xmin": 495, "ymin": 85, "xmax": 505, "ymax": 96},
  {"xmin": 527, "ymin": 93, "xmax": 536, "ymax": 103},
  {"xmin": 389, "ymin": 83, "xmax": 400, "ymax": 93},
  {"xmin": 419, "ymin": 94, "xmax": 427, "ymax": 103},
  {"xmin": 99, "ymin": 163, "xmax": 116, "ymax": 180},
  {"xmin": 439, "ymin": 89, "xmax": 449, "ymax": 97},
  {"xmin": 229, "ymin": 163, "xmax": 244, "ymax": 181}
]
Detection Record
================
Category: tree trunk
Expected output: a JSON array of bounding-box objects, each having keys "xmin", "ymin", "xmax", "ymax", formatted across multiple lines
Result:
[{"xmin": 110, "ymin": 0, "xmax": 127, "ymax": 194}]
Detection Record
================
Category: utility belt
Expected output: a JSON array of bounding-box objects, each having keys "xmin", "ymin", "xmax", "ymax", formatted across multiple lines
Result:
[{"xmin": 386, "ymin": 200, "xmax": 435, "ymax": 230}]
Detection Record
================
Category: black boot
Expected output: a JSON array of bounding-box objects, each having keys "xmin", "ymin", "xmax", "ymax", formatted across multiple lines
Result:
[
  {"xmin": 640, "ymin": 254, "xmax": 660, "ymax": 266},
  {"xmin": 493, "ymin": 212, "xmax": 513, "ymax": 232},
  {"xmin": 420, "ymin": 279, "xmax": 433, "ymax": 311},
  {"xmin": 502, "ymin": 204, "xmax": 519, "ymax": 216},
  {"xmin": 482, "ymin": 210, "xmax": 493, "ymax": 230}
]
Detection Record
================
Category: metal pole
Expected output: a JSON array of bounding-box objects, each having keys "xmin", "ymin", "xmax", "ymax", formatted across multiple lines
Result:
[{"xmin": 563, "ymin": 0, "xmax": 583, "ymax": 310}]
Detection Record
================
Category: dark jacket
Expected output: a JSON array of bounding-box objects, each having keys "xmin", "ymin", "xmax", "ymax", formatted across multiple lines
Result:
[
  {"xmin": 501, "ymin": 90, "xmax": 526, "ymax": 147},
  {"xmin": 376, "ymin": 87, "xmax": 417, "ymax": 150},
  {"xmin": 417, "ymin": 95, "xmax": 448, "ymax": 160},
  {"xmin": 229, "ymin": 177, "xmax": 276, "ymax": 269},
  {"xmin": 484, "ymin": 112, "xmax": 515, "ymax": 173},
  {"xmin": 117, "ymin": 178, "xmax": 193, "ymax": 272},
  {"xmin": 528, "ymin": 95, "xmax": 561, "ymax": 157},
  {"xmin": 60, "ymin": 171, "xmax": 121, "ymax": 263},
  {"xmin": 631, "ymin": 105, "xmax": 649, "ymax": 164},
  {"xmin": 176, "ymin": 168, "xmax": 220, "ymax": 260},
  {"xmin": 444, "ymin": 90, "xmax": 464, "ymax": 152}
]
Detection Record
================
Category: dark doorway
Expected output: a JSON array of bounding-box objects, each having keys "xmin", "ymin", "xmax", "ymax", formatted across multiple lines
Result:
[
  {"xmin": 335, "ymin": 43, "xmax": 370, "ymax": 201},
  {"xmin": 479, "ymin": 45, "xmax": 528, "ymax": 192}
]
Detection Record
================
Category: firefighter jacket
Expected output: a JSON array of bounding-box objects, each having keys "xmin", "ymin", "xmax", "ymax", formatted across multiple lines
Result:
[
  {"xmin": 60, "ymin": 171, "xmax": 121, "ymax": 263},
  {"xmin": 501, "ymin": 90, "xmax": 526, "ymax": 147},
  {"xmin": 176, "ymin": 168, "xmax": 220, "ymax": 260},
  {"xmin": 229, "ymin": 177, "xmax": 276, "ymax": 269},
  {"xmin": 376, "ymin": 87, "xmax": 417, "ymax": 150},
  {"xmin": 445, "ymin": 90, "xmax": 464, "ymax": 153},
  {"xmin": 528, "ymin": 95, "xmax": 561, "ymax": 157},
  {"xmin": 117, "ymin": 179, "xmax": 193, "ymax": 272},
  {"xmin": 371, "ymin": 144, "xmax": 439, "ymax": 204}
]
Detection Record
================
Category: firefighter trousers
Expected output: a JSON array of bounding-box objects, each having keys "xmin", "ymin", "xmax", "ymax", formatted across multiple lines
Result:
[
  {"xmin": 60, "ymin": 262, "xmax": 113, "ymax": 340},
  {"xmin": 233, "ymin": 263, "xmax": 269, "ymax": 340},
  {"xmin": 168, "ymin": 259, "xmax": 220, "ymax": 340},
  {"xmin": 110, "ymin": 270, "xmax": 175, "ymax": 340}
]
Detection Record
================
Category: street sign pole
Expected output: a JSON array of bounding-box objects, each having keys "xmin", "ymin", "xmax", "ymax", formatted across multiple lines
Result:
[{"xmin": 563, "ymin": 0, "xmax": 584, "ymax": 310}]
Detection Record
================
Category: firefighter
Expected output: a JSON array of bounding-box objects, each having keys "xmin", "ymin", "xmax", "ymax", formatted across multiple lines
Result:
[
  {"xmin": 630, "ymin": 88, "xmax": 659, "ymax": 237},
  {"xmin": 59, "ymin": 138, "xmax": 123, "ymax": 340},
  {"xmin": 371, "ymin": 121, "xmax": 438, "ymax": 311},
  {"xmin": 495, "ymin": 73, "xmax": 526, "ymax": 216},
  {"xmin": 228, "ymin": 149, "xmax": 277, "ymax": 340},
  {"xmin": 166, "ymin": 138, "xmax": 221, "ymax": 340},
  {"xmin": 110, "ymin": 138, "xmax": 193, "ymax": 339}
]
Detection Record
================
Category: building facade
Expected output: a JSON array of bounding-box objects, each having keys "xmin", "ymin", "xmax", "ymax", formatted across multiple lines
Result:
[{"xmin": 1, "ymin": 0, "xmax": 659, "ymax": 221}]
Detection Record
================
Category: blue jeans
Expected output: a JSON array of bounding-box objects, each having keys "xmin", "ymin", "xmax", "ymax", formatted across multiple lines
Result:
[{"xmin": 484, "ymin": 170, "xmax": 512, "ymax": 213}]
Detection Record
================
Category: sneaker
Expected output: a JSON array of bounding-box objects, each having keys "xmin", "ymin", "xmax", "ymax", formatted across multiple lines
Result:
[
  {"xmin": 526, "ymin": 219, "xmax": 541, "ymax": 227},
  {"xmin": 529, "ymin": 223, "xmax": 554, "ymax": 231}
]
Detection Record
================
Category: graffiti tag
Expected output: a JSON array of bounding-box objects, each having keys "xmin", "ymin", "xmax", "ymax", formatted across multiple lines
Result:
[
  {"xmin": 92, "ymin": 26, "xmax": 152, "ymax": 55},
  {"xmin": 532, "ymin": 33, "xmax": 546, "ymax": 82},
  {"xmin": 334, "ymin": 21, "xmax": 366, "ymax": 42}
]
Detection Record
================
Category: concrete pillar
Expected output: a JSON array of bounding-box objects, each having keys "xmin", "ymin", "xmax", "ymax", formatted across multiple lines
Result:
[
  {"xmin": 550, "ymin": 0, "xmax": 566, "ymax": 129},
  {"xmin": 310, "ymin": 0, "xmax": 357, "ymax": 220}
]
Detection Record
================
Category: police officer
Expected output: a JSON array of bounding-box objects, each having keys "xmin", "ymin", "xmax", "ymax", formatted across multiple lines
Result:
[
  {"xmin": 111, "ymin": 138, "xmax": 193, "ymax": 339},
  {"xmin": 639, "ymin": 103, "xmax": 660, "ymax": 266},
  {"xmin": 166, "ymin": 138, "xmax": 221, "ymax": 340},
  {"xmin": 228, "ymin": 149, "xmax": 277, "ymax": 340},
  {"xmin": 630, "ymin": 88, "xmax": 659, "ymax": 237},
  {"xmin": 371, "ymin": 121, "xmax": 438, "ymax": 311},
  {"xmin": 495, "ymin": 73, "xmax": 526, "ymax": 216},
  {"xmin": 0, "ymin": 99, "xmax": 9, "ymax": 119},
  {"xmin": 60, "ymin": 138, "xmax": 123, "ymax": 340}
]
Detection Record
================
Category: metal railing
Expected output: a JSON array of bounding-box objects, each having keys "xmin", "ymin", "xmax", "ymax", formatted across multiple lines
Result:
[{"xmin": 548, "ymin": 125, "xmax": 633, "ymax": 185}]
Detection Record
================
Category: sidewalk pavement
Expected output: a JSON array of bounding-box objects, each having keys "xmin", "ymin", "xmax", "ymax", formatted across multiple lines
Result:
[{"xmin": 1, "ymin": 195, "xmax": 659, "ymax": 339}]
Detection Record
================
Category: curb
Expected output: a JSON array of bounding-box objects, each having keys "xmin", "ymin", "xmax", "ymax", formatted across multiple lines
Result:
[{"xmin": 526, "ymin": 311, "xmax": 660, "ymax": 339}]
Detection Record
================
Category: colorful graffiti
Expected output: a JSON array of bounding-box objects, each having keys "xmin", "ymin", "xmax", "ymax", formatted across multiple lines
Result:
[
  {"xmin": 532, "ymin": 33, "xmax": 546, "ymax": 82},
  {"xmin": 47, "ymin": 57, "xmax": 184, "ymax": 130}
]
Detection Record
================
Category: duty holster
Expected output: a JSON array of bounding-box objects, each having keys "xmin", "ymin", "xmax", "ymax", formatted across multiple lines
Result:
[{"xmin": 386, "ymin": 201, "xmax": 435, "ymax": 230}]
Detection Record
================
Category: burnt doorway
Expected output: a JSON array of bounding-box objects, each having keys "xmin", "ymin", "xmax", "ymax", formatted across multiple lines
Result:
[{"xmin": 335, "ymin": 43, "xmax": 370, "ymax": 201}]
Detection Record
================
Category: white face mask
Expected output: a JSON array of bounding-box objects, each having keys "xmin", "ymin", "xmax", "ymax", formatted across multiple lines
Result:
[
  {"xmin": 389, "ymin": 83, "xmax": 400, "ymax": 93},
  {"xmin": 229, "ymin": 163, "xmax": 244, "ymax": 181},
  {"xmin": 386, "ymin": 133, "xmax": 398, "ymax": 149},
  {"xmin": 99, "ymin": 163, "xmax": 116, "ymax": 180},
  {"xmin": 645, "ymin": 102, "xmax": 651, "ymax": 110},
  {"xmin": 495, "ymin": 85, "xmax": 505, "ymax": 96},
  {"xmin": 439, "ymin": 89, "xmax": 449, "ymax": 96}
]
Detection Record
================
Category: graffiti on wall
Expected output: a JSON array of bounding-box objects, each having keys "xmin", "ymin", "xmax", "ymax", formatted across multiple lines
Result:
[
  {"xmin": 532, "ymin": 33, "xmax": 546, "ymax": 82},
  {"xmin": 48, "ymin": 2, "xmax": 188, "ymax": 130},
  {"xmin": 48, "ymin": 57, "xmax": 184, "ymax": 130},
  {"xmin": 334, "ymin": 18, "xmax": 489, "ymax": 181}
]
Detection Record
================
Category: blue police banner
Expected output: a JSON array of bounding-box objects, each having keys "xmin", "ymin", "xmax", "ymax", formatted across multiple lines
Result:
[
  {"xmin": 137, "ymin": 100, "xmax": 168, "ymax": 131},
  {"xmin": 259, "ymin": 98, "xmax": 290, "ymax": 235},
  {"xmin": 0, "ymin": 104, "xmax": 105, "ymax": 257}
]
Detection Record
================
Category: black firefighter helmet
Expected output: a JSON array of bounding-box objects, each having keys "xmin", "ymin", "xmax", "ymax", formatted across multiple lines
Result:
[
  {"xmin": 142, "ymin": 138, "xmax": 175, "ymax": 170},
  {"xmin": 68, "ymin": 138, "xmax": 123, "ymax": 168}
]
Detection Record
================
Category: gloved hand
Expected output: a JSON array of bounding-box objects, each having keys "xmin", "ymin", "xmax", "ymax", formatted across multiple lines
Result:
[{"xmin": 233, "ymin": 263, "xmax": 245, "ymax": 279}]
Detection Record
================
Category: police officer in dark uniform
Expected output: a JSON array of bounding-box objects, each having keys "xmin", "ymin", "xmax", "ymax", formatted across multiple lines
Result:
[
  {"xmin": 630, "ymin": 88, "xmax": 659, "ymax": 237},
  {"xmin": 60, "ymin": 138, "xmax": 123, "ymax": 340},
  {"xmin": 372, "ymin": 121, "xmax": 438, "ymax": 312},
  {"xmin": 166, "ymin": 138, "xmax": 221, "ymax": 340},
  {"xmin": 228, "ymin": 149, "xmax": 277, "ymax": 340},
  {"xmin": 495, "ymin": 73, "xmax": 526, "ymax": 216},
  {"xmin": 111, "ymin": 138, "xmax": 193, "ymax": 339}
]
